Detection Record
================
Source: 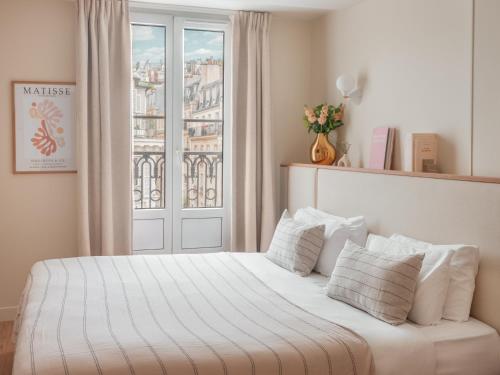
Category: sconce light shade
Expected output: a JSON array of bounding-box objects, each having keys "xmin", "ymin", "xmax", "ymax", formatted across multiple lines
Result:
[{"xmin": 336, "ymin": 74, "xmax": 356, "ymax": 97}]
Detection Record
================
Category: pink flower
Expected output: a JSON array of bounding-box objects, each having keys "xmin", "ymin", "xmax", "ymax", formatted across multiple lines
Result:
[{"xmin": 334, "ymin": 104, "xmax": 345, "ymax": 121}]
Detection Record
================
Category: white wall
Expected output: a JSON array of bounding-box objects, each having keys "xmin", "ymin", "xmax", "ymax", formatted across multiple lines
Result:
[
  {"xmin": 312, "ymin": 0, "xmax": 474, "ymax": 175},
  {"xmin": 271, "ymin": 15, "xmax": 315, "ymax": 166},
  {"xmin": 270, "ymin": 15, "xmax": 317, "ymax": 214},
  {"xmin": 473, "ymin": 0, "xmax": 500, "ymax": 177},
  {"xmin": 0, "ymin": 0, "xmax": 78, "ymax": 321}
]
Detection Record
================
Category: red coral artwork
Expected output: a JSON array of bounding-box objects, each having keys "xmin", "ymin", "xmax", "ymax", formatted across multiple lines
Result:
[{"xmin": 29, "ymin": 100, "xmax": 65, "ymax": 157}]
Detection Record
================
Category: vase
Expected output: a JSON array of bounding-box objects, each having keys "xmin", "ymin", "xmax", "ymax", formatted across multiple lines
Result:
[
  {"xmin": 337, "ymin": 142, "xmax": 352, "ymax": 167},
  {"xmin": 310, "ymin": 133, "xmax": 336, "ymax": 165}
]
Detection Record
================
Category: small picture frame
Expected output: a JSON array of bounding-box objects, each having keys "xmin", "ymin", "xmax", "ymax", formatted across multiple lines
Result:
[{"xmin": 12, "ymin": 81, "xmax": 77, "ymax": 173}]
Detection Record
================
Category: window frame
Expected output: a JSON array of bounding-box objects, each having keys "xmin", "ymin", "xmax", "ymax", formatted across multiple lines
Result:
[
  {"xmin": 178, "ymin": 21, "xmax": 228, "ymax": 209},
  {"xmin": 130, "ymin": 5, "xmax": 232, "ymax": 253},
  {"xmin": 131, "ymin": 15, "xmax": 173, "ymax": 211}
]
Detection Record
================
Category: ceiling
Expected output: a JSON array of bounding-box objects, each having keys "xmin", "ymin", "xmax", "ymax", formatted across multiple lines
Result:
[{"xmin": 132, "ymin": 0, "xmax": 364, "ymax": 14}]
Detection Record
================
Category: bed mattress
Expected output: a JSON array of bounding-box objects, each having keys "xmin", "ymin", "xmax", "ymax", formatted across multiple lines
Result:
[{"xmin": 415, "ymin": 319, "xmax": 500, "ymax": 375}]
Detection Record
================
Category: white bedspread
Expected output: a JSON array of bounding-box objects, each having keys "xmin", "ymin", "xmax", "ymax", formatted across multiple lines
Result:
[{"xmin": 13, "ymin": 253, "xmax": 373, "ymax": 375}]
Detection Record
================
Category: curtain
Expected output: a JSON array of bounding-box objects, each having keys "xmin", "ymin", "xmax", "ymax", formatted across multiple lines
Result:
[
  {"xmin": 231, "ymin": 11, "xmax": 277, "ymax": 252},
  {"xmin": 76, "ymin": 0, "xmax": 132, "ymax": 256}
]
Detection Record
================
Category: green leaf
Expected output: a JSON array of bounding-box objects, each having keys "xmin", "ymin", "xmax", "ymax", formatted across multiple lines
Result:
[{"xmin": 302, "ymin": 102, "xmax": 347, "ymax": 135}]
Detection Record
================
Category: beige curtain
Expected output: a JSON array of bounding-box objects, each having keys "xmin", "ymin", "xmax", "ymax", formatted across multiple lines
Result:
[
  {"xmin": 231, "ymin": 11, "xmax": 277, "ymax": 252},
  {"xmin": 76, "ymin": 0, "xmax": 132, "ymax": 256}
]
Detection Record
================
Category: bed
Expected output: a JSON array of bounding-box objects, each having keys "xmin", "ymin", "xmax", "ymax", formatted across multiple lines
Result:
[
  {"xmin": 13, "ymin": 252, "xmax": 372, "ymax": 375},
  {"xmin": 14, "ymin": 165, "xmax": 500, "ymax": 375},
  {"xmin": 13, "ymin": 252, "xmax": 500, "ymax": 375}
]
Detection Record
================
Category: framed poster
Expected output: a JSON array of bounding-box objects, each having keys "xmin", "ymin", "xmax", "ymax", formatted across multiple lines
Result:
[{"xmin": 12, "ymin": 81, "xmax": 76, "ymax": 173}]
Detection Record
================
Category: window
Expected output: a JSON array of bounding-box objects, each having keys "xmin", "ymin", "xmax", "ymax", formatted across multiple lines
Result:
[
  {"xmin": 131, "ymin": 11, "xmax": 230, "ymax": 254},
  {"xmin": 132, "ymin": 24, "xmax": 166, "ymax": 209},
  {"xmin": 182, "ymin": 28, "xmax": 224, "ymax": 208}
]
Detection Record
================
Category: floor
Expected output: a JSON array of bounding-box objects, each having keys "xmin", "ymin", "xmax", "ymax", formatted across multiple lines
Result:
[{"xmin": 0, "ymin": 321, "xmax": 14, "ymax": 375}]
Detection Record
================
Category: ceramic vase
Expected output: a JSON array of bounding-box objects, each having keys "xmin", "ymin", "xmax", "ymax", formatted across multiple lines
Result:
[{"xmin": 310, "ymin": 133, "xmax": 336, "ymax": 165}]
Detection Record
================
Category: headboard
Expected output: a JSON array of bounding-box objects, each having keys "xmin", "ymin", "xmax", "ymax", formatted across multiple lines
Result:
[{"xmin": 283, "ymin": 164, "xmax": 500, "ymax": 332}]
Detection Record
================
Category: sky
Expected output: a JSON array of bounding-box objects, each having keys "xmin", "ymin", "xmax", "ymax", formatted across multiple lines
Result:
[
  {"xmin": 132, "ymin": 25, "xmax": 224, "ymax": 64},
  {"xmin": 185, "ymin": 29, "xmax": 224, "ymax": 61}
]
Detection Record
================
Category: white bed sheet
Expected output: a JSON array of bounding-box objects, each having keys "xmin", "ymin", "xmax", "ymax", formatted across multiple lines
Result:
[
  {"xmin": 414, "ymin": 319, "xmax": 500, "ymax": 375},
  {"xmin": 237, "ymin": 253, "xmax": 500, "ymax": 375}
]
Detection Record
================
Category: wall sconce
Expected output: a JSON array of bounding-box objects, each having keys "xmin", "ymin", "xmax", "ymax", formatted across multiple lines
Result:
[{"xmin": 336, "ymin": 74, "xmax": 362, "ymax": 105}]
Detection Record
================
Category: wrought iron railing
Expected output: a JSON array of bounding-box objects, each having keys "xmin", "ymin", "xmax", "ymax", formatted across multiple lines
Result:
[
  {"xmin": 133, "ymin": 151, "xmax": 165, "ymax": 209},
  {"xmin": 133, "ymin": 151, "xmax": 223, "ymax": 209},
  {"xmin": 183, "ymin": 152, "xmax": 223, "ymax": 208}
]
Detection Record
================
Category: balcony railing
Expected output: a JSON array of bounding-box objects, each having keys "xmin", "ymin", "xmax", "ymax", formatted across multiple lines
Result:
[
  {"xmin": 183, "ymin": 151, "xmax": 223, "ymax": 208},
  {"xmin": 133, "ymin": 151, "xmax": 164, "ymax": 209},
  {"xmin": 133, "ymin": 151, "xmax": 223, "ymax": 209}
]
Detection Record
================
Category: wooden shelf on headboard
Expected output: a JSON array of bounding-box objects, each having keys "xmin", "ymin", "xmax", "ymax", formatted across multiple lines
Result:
[{"xmin": 281, "ymin": 163, "xmax": 500, "ymax": 185}]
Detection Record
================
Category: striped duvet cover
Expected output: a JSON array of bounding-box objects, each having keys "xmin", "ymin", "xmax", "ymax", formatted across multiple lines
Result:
[{"xmin": 13, "ymin": 253, "xmax": 373, "ymax": 375}]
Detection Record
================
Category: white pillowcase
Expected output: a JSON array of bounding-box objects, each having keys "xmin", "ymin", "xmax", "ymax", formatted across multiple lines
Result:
[
  {"xmin": 327, "ymin": 240, "xmax": 424, "ymax": 325},
  {"xmin": 390, "ymin": 234, "xmax": 479, "ymax": 322},
  {"xmin": 366, "ymin": 234, "xmax": 454, "ymax": 325},
  {"xmin": 266, "ymin": 210, "xmax": 325, "ymax": 276},
  {"xmin": 294, "ymin": 207, "xmax": 367, "ymax": 276}
]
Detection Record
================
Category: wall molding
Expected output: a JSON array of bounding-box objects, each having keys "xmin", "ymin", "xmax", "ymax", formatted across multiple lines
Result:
[{"xmin": 470, "ymin": 0, "xmax": 476, "ymax": 176}]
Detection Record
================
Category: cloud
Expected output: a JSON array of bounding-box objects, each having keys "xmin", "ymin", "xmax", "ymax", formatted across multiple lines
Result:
[
  {"xmin": 133, "ymin": 46, "xmax": 165, "ymax": 63},
  {"xmin": 185, "ymin": 48, "xmax": 219, "ymax": 59},
  {"xmin": 132, "ymin": 26, "xmax": 155, "ymax": 41},
  {"xmin": 207, "ymin": 34, "xmax": 223, "ymax": 46}
]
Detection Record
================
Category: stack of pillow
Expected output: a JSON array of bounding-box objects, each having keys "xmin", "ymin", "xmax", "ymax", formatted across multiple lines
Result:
[
  {"xmin": 372, "ymin": 234, "xmax": 480, "ymax": 324},
  {"xmin": 266, "ymin": 207, "xmax": 367, "ymax": 276},
  {"xmin": 265, "ymin": 207, "xmax": 480, "ymax": 326}
]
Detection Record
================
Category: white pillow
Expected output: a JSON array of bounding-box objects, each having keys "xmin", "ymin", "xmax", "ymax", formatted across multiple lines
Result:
[
  {"xmin": 366, "ymin": 234, "xmax": 454, "ymax": 325},
  {"xmin": 390, "ymin": 234, "xmax": 479, "ymax": 322},
  {"xmin": 294, "ymin": 207, "xmax": 367, "ymax": 276},
  {"xmin": 327, "ymin": 240, "xmax": 424, "ymax": 325},
  {"xmin": 266, "ymin": 210, "xmax": 325, "ymax": 276}
]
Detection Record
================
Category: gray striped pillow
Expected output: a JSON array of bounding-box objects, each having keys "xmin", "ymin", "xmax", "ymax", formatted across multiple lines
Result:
[
  {"xmin": 327, "ymin": 240, "xmax": 424, "ymax": 325},
  {"xmin": 266, "ymin": 210, "xmax": 325, "ymax": 276}
]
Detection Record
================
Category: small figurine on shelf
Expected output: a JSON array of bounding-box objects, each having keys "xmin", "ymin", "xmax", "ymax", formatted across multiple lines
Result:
[{"xmin": 337, "ymin": 142, "xmax": 352, "ymax": 168}]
